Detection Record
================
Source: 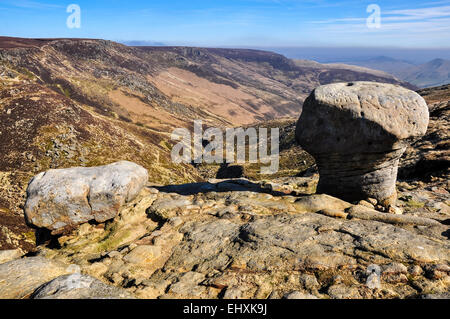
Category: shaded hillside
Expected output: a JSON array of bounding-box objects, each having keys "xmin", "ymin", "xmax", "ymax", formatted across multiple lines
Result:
[
  {"xmin": 138, "ymin": 46, "xmax": 415, "ymax": 124},
  {"xmin": 403, "ymin": 59, "xmax": 450, "ymax": 88},
  {"xmin": 0, "ymin": 37, "xmax": 225, "ymax": 132},
  {"xmin": 0, "ymin": 37, "xmax": 414, "ymax": 128},
  {"xmin": 294, "ymin": 59, "xmax": 417, "ymax": 90}
]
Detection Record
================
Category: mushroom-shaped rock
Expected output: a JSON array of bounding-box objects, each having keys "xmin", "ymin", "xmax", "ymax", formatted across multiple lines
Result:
[
  {"xmin": 24, "ymin": 161, "xmax": 148, "ymax": 234},
  {"xmin": 295, "ymin": 82, "xmax": 429, "ymax": 204}
]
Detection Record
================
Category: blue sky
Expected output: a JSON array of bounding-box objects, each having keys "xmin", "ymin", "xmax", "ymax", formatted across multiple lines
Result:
[{"xmin": 1, "ymin": 0, "xmax": 450, "ymax": 48}]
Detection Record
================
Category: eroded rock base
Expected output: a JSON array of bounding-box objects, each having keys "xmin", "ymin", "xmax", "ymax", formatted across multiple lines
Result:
[{"xmin": 315, "ymin": 149, "xmax": 405, "ymax": 204}]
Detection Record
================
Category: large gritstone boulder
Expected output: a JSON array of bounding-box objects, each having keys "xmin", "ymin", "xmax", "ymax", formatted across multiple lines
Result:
[
  {"xmin": 24, "ymin": 161, "xmax": 148, "ymax": 234},
  {"xmin": 295, "ymin": 82, "xmax": 429, "ymax": 204}
]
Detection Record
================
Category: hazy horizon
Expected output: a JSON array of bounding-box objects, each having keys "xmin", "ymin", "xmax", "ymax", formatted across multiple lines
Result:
[
  {"xmin": 2, "ymin": 35, "xmax": 449, "ymax": 64},
  {"xmin": 117, "ymin": 40, "xmax": 450, "ymax": 64}
]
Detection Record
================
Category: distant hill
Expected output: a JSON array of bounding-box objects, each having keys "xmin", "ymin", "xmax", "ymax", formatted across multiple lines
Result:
[
  {"xmin": 133, "ymin": 46, "xmax": 414, "ymax": 124},
  {"xmin": 341, "ymin": 56, "xmax": 450, "ymax": 88},
  {"xmin": 403, "ymin": 58, "xmax": 450, "ymax": 88}
]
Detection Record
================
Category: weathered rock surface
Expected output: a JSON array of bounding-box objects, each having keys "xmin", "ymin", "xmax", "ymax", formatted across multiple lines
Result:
[
  {"xmin": 30, "ymin": 178, "xmax": 448, "ymax": 300},
  {"xmin": 399, "ymin": 84, "xmax": 449, "ymax": 180},
  {"xmin": 296, "ymin": 82, "xmax": 429, "ymax": 203},
  {"xmin": 0, "ymin": 248, "xmax": 23, "ymax": 264},
  {"xmin": 31, "ymin": 274, "xmax": 133, "ymax": 299},
  {"xmin": 0, "ymin": 256, "xmax": 72, "ymax": 299},
  {"xmin": 283, "ymin": 291, "xmax": 318, "ymax": 299},
  {"xmin": 24, "ymin": 161, "xmax": 148, "ymax": 234}
]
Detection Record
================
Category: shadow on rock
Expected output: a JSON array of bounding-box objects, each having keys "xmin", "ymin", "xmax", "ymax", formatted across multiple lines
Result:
[{"xmin": 154, "ymin": 179, "xmax": 301, "ymax": 197}]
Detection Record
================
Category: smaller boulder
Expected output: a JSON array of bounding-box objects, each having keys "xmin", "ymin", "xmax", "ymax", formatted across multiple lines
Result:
[{"xmin": 24, "ymin": 161, "xmax": 148, "ymax": 234}]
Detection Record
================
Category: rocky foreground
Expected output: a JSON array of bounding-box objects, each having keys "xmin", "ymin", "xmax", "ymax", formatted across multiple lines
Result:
[
  {"xmin": 0, "ymin": 82, "xmax": 449, "ymax": 299},
  {"xmin": 0, "ymin": 173, "xmax": 448, "ymax": 299}
]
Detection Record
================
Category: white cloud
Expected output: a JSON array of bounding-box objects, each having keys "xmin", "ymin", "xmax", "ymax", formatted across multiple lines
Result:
[
  {"xmin": 3, "ymin": 0, "xmax": 63, "ymax": 9},
  {"xmin": 309, "ymin": 4, "xmax": 450, "ymax": 43},
  {"xmin": 384, "ymin": 5, "xmax": 450, "ymax": 20},
  {"xmin": 312, "ymin": 4, "xmax": 450, "ymax": 24}
]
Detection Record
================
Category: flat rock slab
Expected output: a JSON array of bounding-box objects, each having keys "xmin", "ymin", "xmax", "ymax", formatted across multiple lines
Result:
[
  {"xmin": 167, "ymin": 213, "xmax": 449, "ymax": 274},
  {"xmin": 24, "ymin": 161, "xmax": 148, "ymax": 234},
  {"xmin": 0, "ymin": 249, "xmax": 23, "ymax": 264},
  {"xmin": 31, "ymin": 274, "xmax": 133, "ymax": 299},
  {"xmin": 0, "ymin": 257, "xmax": 71, "ymax": 299},
  {"xmin": 347, "ymin": 205, "xmax": 441, "ymax": 227},
  {"xmin": 32, "ymin": 179, "xmax": 450, "ymax": 299}
]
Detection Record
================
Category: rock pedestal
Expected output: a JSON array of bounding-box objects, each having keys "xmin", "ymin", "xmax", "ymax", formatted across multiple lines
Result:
[{"xmin": 296, "ymin": 82, "xmax": 429, "ymax": 204}]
